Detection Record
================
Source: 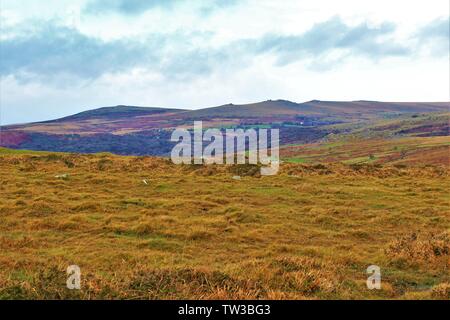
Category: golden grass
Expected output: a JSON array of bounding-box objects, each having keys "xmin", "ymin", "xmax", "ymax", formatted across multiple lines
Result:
[{"xmin": 0, "ymin": 151, "xmax": 448, "ymax": 299}]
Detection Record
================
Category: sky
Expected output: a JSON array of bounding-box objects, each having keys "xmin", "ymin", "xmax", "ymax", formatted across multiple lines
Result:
[{"xmin": 0, "ymin": 0, "xmax": 449, "ymax": 125}]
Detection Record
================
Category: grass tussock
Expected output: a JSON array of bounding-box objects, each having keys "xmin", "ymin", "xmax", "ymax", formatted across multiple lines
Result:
[{"xmin": 386, "ymin": 232, "xmax": 449, "ymax": 269}]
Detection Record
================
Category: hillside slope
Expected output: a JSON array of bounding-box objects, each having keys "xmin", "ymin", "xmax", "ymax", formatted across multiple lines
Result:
[
  {"xmin": 177, "ymin": 100, "xmax": 449, "ymax": 122},
  {"xmin": 282, "ymin": 113, "xmax": 450, "ymax": 166},
  {"xmin": 51, "ymin": 105, "xmax": 187, "ymax": 122},
  {"xmin": 3, "ymin": 100, "xmax": 449, "ymax": 133},
  {"xmin": 1, "ymin": 100, "xmax": 448, "ymax": 155}
]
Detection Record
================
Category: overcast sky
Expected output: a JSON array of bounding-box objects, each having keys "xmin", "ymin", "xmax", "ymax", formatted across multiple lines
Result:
[{"xmin": 0, "ymin": 0, "xmax": 449, "ymax": 124}]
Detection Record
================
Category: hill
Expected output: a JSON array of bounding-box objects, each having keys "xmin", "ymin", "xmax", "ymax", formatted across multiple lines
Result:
[
  {"xmin": 2, "ymin": 105, "xmax": 186, "ymax": 135},
  {"xmin": 50, "ymin": 105, "xmax": 187, "ymax": 122},
  {"xmin": 1, "ymin": 100, "xmax": 448, "ymax": 155},
  {"xmin": 184, "ymin": 100, "xmax": 449, "ymax": 120},
  {"xmin": 181, "ymin": 100, "xmax": 307, "ymax": 118}
]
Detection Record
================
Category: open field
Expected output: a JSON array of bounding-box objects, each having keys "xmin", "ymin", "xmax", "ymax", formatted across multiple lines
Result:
[{"xmin": 0, "ymin": 149, "xmax": 448, "ymax": 299}]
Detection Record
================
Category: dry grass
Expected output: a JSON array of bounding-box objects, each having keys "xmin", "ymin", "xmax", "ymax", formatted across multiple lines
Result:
[
  {"xmin": 0, "ymin": 150, "xmax": 448, "ymax": 299},
  {"xmin": 282, "ymin": 136, "xmax": 450, "ymax": 166}
]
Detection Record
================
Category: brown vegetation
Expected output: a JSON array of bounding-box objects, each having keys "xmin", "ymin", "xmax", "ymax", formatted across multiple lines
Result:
[{"xmin": 0, "ymin": 149, "xmax": 448, "ymax": 299}]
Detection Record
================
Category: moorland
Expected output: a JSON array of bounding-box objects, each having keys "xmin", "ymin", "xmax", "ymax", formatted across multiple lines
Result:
[{"xmin": 0, "ymin": 99, "xmax": 448, "ymax": 299}]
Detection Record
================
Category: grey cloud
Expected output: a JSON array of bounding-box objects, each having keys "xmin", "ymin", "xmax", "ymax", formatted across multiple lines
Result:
[
  {"xmin": 85, "ymin": 0, "xmax": 178, "ymax": 15},
  {"xmin": 417, "ymin": 16, "xmax": 449, "ymax": 40},
  {"xmin": 199, "ymin": 0, "xmax": 239, "ymax": 15},
  {"xmin": 85, "ymin": 0, "xmax": 238, "ymax": 15},
  {"xmin": 1, "ymin": 17, "xmax": 441, "ymax": 83},
  {"xmin": 415, "ymin": 17, "xmax": 449, "ymax": 55},
  {"xmin": 0, "ymin": 24, "xmax": 217, "ymax": 82},
  {"xmin": 247, "ymin": 17, "xmax": 409, "ymax": 66},
  {"xmin": 0, "ymin": 25, "xmax": 156, "ymax": 80}
]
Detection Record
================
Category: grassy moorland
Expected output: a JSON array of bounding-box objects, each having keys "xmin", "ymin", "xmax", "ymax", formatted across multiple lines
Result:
[
  {"xmin": 282, "ymin": 136, "xmax": 450, "ymax": 165},
  {"xmin": 0, "ymin": 147, "xmax": 448, "ymax": 299},
  {"xmin": 282, "ymin": 113, "xmax": 450, "ymax": 166},
  {"xmin": 2, "ymin": 103, "xmax": 448, "ymax": 156}
]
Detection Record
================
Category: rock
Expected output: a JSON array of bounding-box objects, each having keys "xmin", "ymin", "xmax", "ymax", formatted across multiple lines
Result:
[{"xmin": 232, "ymin": 176, "xmax": 241, "ymax": 180}]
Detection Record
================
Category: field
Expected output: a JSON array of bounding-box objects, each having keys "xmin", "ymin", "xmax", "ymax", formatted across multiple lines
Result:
[
  {"xmin": 282, "ymin": 112, "xmax": 450, "ymax": 166},
  {"xmin": 282, "ymin": 136, "xmax": 450, "ymax": 166},
  {"xmin": 0, "ymin": 148, "xmax": 448, "ymax": 299}
]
